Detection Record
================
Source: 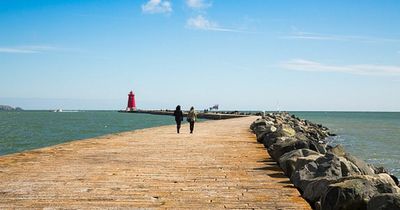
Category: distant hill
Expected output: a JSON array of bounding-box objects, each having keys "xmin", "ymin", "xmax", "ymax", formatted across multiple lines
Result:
[{"xmin": 0, "ymin": 105, "xmax": 23, "ymax": 111}]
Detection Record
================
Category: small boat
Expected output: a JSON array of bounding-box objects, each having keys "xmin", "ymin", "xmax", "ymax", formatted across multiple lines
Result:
[{"xmin": 53, "ymin": 109, "xmax": 63, "ymax": 112}]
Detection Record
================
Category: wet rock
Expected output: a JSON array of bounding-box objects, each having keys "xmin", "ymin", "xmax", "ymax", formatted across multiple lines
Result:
[{"xmin": 367, "ymin": 193, "xmax": 400, "ymax": 210}]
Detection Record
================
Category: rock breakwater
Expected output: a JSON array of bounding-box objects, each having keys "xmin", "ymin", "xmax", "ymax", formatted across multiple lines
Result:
[{"xmin": 250, "ymin": 112, "xmax": 400, "ymax": 210}]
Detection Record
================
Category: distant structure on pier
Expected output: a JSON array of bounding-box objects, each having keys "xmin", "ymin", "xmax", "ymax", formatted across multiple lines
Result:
[
  {"xmin": 209, "ymin": 104, "xmax": 219, "ymax": 111},
  {"xmin": 126, "ymin": 91, "xmax": 136, "ymax": 111}
]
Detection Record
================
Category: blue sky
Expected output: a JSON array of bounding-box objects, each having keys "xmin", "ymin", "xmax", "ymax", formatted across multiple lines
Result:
[{"xmin": 1, "ymin": 0, "xmax": 400, "ymax": 111}]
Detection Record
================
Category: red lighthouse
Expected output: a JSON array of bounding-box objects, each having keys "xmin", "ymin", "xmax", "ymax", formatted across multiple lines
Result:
[{"xmin": 126, "ymin": 91, "xmax": 136, "ymax": 111}]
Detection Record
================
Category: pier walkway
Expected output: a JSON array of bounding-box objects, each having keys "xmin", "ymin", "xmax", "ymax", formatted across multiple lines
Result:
[{"xmin": 0, "ymin": 116, "xmax": 311, "ymax": 209}]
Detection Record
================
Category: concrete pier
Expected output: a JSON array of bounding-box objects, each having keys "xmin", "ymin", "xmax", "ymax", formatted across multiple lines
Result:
[
  {"xmin": 119, "ymin": 109, "xmax": 251, "ymax": 120},
  {"xmin": 0, "ymin": 117, "xmax": 311, "ymax": 209}
]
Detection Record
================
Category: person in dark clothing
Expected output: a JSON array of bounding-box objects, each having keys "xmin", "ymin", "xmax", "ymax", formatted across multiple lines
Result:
[{"xmin": 173, "ymin": 105, "xmax": 183, "ymax": 133}]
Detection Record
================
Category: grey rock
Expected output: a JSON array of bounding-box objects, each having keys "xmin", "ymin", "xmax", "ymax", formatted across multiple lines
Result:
[
  {"xmin": 344, "ymin": 153, "xmax": 375, "ymax": 175},
  {"xmin": 291, "ymin": 153, "xmax": 342, "ymax": 190},
  {"xmin": 302, "ymin": 177, "xmax": 338, "ymax": 204},
  {"xmin": 367, "ymin": 193, "xmax": 400, "ymax": 210},
  {"xmin": 329, "ymin": 144, "xmax": 347, "ymax": 157},
  {"xmin": 268, "ymin": 138, "xmax": 310, "ymax": 161},
  {"xmin": 262, "ymin": 133, "xmax": 279, "ymax": 148},
  {"xmin": 250, "ymin": 118, "xmax": 269, "ymax": 131},
  {"xmin": 308, "ymin": 140, "xmax": 327, "ymax": 154},
  {"xmin": 338, "ymin": 157, "xmax": 362, "ymax": 176},
  {"xmin": 371, "ymin": 165, "xmax": 390, "ymax": 174},
  {"xmin": 255, "ymin": 125, "xmax": 277, "ymax": 143},
  {"xmin": 276, "ymin": 124, "xmax": 296, "ymax": 137},
  {"xmin": 252, "ymin": 124, "xmax": 267, "ymax": 135},
  {"xmin": 320, "ymin": 174, "xmax": 400, "ymax": 210},
  {"xmin": 278, "ymin": 149, "xmax": 322, "ymax": 177},
  {"xmin": 329, "ymin": 145, "xmax": 376, "ymax": 176}
]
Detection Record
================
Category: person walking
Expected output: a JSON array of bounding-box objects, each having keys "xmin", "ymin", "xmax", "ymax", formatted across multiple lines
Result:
[
  {"xmin": 187, "ymin": 106, "xmax": 197, "ymax": 134},
  {"xmin": 173, "ymin": 105, "xmax": 183, "ymax": 133}
]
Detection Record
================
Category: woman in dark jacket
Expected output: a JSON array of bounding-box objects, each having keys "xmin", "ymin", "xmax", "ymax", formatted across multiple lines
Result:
[{"xmin": 173, "ymin": 105, "xmax": 183, "ymax": 133}]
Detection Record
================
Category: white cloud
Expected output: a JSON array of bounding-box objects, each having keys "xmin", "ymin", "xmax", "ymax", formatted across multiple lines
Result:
[
  {"xmin": 186, "ymin": 15, "xmax": 246, "ymax": 33},
  {"xmin": 0, "ymin": 48, "xmax": 37, "ymax": 54},
  {"xmin": 186, "ymin": 15, "xmax": 217, "ymax": 30},
  {"xmin": 186, "ymin": 0, "xmax": 211, "ymax": 9},
  {"xmin": 0, "ymin": 45, "xmax": 57, "ymax": 54},
  {"xmin": 141, "ymin": 0, "xmax": 172, "ymax": 14},
  {"xmin": 281, "ymin": 59, "xmax": 400, "ymax": 76},
  {"xmin": 282, "ymin": 31, "xmax": 400, "ymax": 43}
]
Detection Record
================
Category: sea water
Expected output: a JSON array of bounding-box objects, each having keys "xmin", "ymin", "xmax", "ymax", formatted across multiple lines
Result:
[
  {"xmin": 0, "ymin": 111, "xmax": 176, "ymax": 156},
  {"xmin": 292, "ymin": 112, "xmax": 400, "ymax": 177}
]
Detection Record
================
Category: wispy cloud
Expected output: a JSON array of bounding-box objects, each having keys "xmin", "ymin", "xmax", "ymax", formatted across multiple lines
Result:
[
  {"xmin": 186, "ymin": 15, "xmax": 248, "ymax": 33},
  {"xmin": 75, "ymin": 14, "xmax": 134, "ymax": 21},
  {"xmin": 282, "ymin": 31, "xmax": 400, "ymax": 43},
  {"xmin": 185, "ymin": 0, "xmax": 211, "ymax": 9},
  {"xmin": 141, "ymin": 0, "xmax": 172, "ymax": 14},
  {"xmin": 281, "ymin": 59, "xmax": 400, "ymax": 76},
  {"xmin": 0, "ymin": 45, "xmax": 58, "ymax": 54}
]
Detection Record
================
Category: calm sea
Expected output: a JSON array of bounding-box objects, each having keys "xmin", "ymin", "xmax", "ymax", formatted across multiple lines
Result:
[
  {"xmin": 0, "ymin": 111, "xmax": 175, "ymax": 156},
  {"xmin": 292, "ymin": 112, "xmax": 400, "ymax": 177},
  {"xmin": 0, "ymin": 111, "xmax": 399, "ymax": 177}
]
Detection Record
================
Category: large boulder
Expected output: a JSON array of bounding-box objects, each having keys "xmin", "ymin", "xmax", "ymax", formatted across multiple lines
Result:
[
  {"xmin": 276, "ymin": 124, "xmax": 296, "ymax": 137},
  {"xmin": 344, "ymin": 153, "xmax": 375, "ymax": 175},
  {"xmin": 338, "ymin": 157, "xmax": 363, "ymax": 176},
  {"xmin": 369, "ymin": 166, "xmax": 399, "ymax": 186},
  {"xmin": 252, "ymin": 124, "xmax": 267, "ymax": 136},
  {"xmin": 255, "ymin": 125, "xmax": 277, "ymax": 143},
  {"xmin": 329, "ymin": 144, "xmax": 376, "ymax": 176},
  {"xmin": 291, "ymin": 153, "xmax": 342, "ymax": 190},
  {"xmin": 262, "ymin": 133, "xmax": 279, "ymax": 148},
  {"xmin": 278, "ymin": 149, "xmax": 322, "ymax": 177},
  {"xmin": 267, "ymin": 138, "xmax": 310, "ymax": 161},
  {"xmin": 308, "ymin": 140, "xmax": 327, "ymax": 154},
  {"xmin": 367, "ymin": 193, "xmax": 400, "ymax": 210},
  {"xmin": 320, "ymin": 174, "xmax": 400, "ymax": 210},
  {"xmin": 329, "ymin": 144, "xmax": 347, "ymax": 157},
  {"xmin": 250, "ymin": 118, "xmax": 268, "ymax": 131},
  {"xmin": 262, "ymin": 126, "xmax": 297, "ymax": 149},
  {"xmin": 301, "ymin": 156, "xmax": 372, "ymax": 204},
  {"xmin": 302, "ymin": 177, "xmax": 338, "ymax": 205}
]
